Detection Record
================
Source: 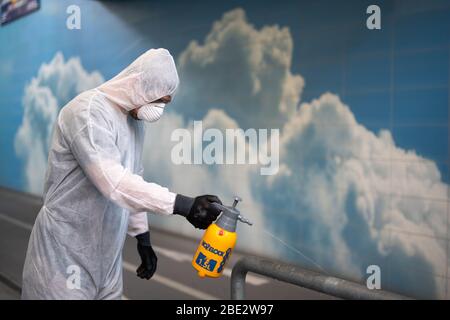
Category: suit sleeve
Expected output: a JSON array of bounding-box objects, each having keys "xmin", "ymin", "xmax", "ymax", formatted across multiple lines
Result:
[
  {"xmin": 127, "ymin": 164, "xmax": 150, "ymax": 236},
  {"xmin": 68, "ymin": 118, "xmax": 176, "ymax": 215}
]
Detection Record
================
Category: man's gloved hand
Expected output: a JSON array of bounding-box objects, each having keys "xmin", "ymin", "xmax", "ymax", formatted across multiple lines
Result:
[
  {"xmin": 135, "ymin": 231, "xmax": 157, "ymax": 280},
  {"xmin": 173, "ymin": 194, "xmax": 222, "ymax": 229}
]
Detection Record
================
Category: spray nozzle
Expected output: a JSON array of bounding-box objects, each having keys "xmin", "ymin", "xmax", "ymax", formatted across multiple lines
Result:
[
  {"xmin": 237, "ymin": 215, "xmax": 253, "ymax": 226},
  {"xmin": 212, "ymin": 196, "xmax": 253, "ymax": 231}
]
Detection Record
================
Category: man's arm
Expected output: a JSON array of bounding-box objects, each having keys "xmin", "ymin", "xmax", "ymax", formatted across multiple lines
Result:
[
  {"xmin": 127, "ymin": 165, "xmax": 149, "ymax": 237},
  {"xmin": 63, "ymin": 102, "xmax": 222, "ymax": 228},
  {"xmin": 128, "ymin": 212, "xmax": 149, "ymax": 237},
  {"xmin": 68, "ymin": 115, "xmax": 176, "ymax": 215}
]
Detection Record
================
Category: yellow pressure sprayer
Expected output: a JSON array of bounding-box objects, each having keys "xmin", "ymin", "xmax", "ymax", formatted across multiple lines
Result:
[{"xmin": 192, "ymin": 196, "xmax": 253, "ymax": 278}]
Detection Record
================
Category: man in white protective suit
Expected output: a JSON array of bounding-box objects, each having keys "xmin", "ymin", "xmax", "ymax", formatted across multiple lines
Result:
[{"xmin": 21, "ymin": 48, "xmax": 222, "ymax": 300}]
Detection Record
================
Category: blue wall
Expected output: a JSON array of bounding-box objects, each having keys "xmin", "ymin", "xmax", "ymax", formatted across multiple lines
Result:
[{"xmin": 1, "ymin": 0, "xmax": 449, "ymax": 298}]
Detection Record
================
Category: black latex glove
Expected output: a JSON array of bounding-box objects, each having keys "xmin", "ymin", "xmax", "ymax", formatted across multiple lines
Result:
[
  {"xmin": 173, "ymin": 194, "xmax": 222, "ymax": 229},
  {"xmin": 135, "ymin": 231, "xmax": 157, "ymax": 280}
]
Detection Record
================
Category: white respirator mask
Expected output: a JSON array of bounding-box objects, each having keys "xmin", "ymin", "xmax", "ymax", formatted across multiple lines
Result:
[{"xmin": 137, "ymin": 102, "xmax": 166, "ymax": 122}]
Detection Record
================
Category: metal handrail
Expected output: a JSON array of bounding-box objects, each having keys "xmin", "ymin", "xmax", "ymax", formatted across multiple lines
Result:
[{"xmin": 231, "ymin": 256, "xmax": 412, "ymax": 300}]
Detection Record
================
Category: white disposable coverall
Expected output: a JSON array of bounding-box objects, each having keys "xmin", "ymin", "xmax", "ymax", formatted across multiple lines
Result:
[{"xmin": 22, "ymin": 48, "xmax": 179, "ymax": 299}]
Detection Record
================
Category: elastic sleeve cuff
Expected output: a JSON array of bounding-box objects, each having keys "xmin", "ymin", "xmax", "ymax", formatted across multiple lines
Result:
[
  {"xmin": 173, "ymin": 194, "xmax": 195, "ymax": 216},
  {"xmin": 135, "ymin": 231, "xmax": 151, "ymax": 246}
]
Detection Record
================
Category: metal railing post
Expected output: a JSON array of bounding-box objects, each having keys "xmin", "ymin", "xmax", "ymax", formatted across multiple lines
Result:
[{"xmin": 230, "ymin": 256, "xmax": 411, "ymax": 300}]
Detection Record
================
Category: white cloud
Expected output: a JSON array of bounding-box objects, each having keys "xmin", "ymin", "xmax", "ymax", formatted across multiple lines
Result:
[
  {"xmin": 261, "ymin": 93, "xmax": 447, "ymax": 297},
  {"xmin": 144, "ymin": 9, "xmax": 448, "ymax": 298},
  {"xmin": 175, "ymin": 8, "xmax": 304, "ymax": 130},
  {"xmin": 15, "ymin": 52, "xmax": 104, "ymax": 194}
]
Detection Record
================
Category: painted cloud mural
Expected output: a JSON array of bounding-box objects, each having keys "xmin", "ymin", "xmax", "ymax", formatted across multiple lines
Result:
[
  {"xmin": 15, "ymin": 52, "xmax": 104, "ymax": 194},
  {"xmin": 14, "ymin": 9, "xmax": 448, "ymax": 298}
]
